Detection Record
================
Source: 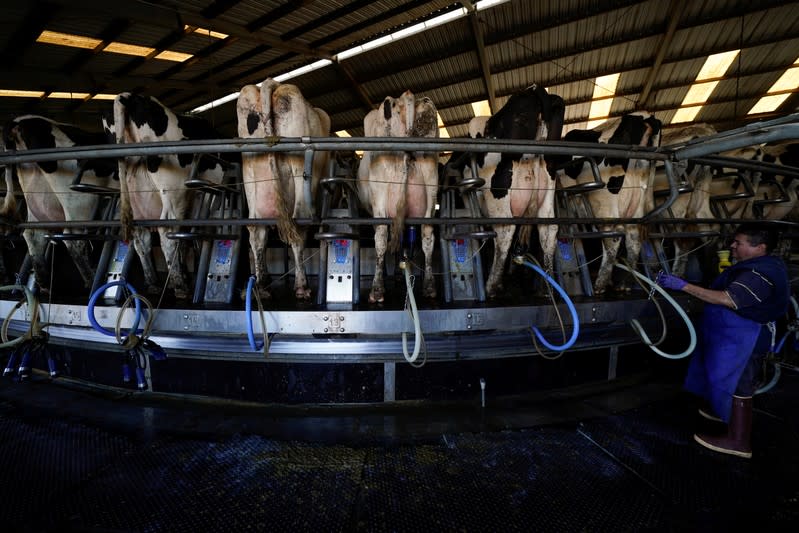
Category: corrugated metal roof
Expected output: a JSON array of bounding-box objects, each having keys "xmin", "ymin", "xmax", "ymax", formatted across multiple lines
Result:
[{"xmin": 1, "ymin": 0, "xmax": 796, "ymax": 137}]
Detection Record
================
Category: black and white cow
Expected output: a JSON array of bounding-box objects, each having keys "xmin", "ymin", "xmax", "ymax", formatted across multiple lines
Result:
[
  {"xmin": 357, "ymin": 90, "xmax": 439, "ymax": 303},
  {"xmin": 102, "ymin": 93, "xmax": 227, "ymax": 299},
  {"xmin": 457, "ymin": 84, "xmax": 564, "ymax": 299},
  {"xmin": 3, "ymin": 115, "xmax": 117, "ymax": 292},
  {"xmin": 555, "ymin": 112, "xmax": 662, "ymax": 293},
  {"xmin": 236, "ymin": 78, "xmax": 331, "ymax": 300}
]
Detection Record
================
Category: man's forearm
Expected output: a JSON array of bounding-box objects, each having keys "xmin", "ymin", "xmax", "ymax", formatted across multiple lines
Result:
[{"xmin": 680, "ymin": 282, "xmax": 736, "ymax": 308}]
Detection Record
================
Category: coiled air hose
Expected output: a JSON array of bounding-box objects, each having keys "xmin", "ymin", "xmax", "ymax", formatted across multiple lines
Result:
[
  {"xmin": 87, "ymin": 280, "xmax": 143, "ymax": 342},
  {"xmin": 0, "ymin": 284, "xmax": 41, "ymax": 349},
  {"xmin": 514, "ymin": 256, "xmax": 579, "ymax": 352}
]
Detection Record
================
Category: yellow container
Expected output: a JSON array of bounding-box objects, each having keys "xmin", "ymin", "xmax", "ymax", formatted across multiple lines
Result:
[{"xmin": 717, "ymin": 250, "xmax": 732, "ymax": 273}]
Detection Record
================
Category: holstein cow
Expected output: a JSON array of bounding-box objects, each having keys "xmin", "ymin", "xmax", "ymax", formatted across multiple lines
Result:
[
  {"xmin": 649, "ymin": 123, "xmax": 718, "ymax": 277},
  {"xmin": 555, "ymin": 112, "xmax": 662, "ymax": 293},
  {"xmin": 357, "ymin": 90, "xmax": 439, "ymax": 303},
  {"xmin": 103, "ymin": 93, "xmax": 227, "ymax": 299},
  {"xmin": 459, "ymin": 84, "xmax": 564, "ymax": 299},
  {"xmin": 3, "ymin": 115, "xmax": 116, "ymax": 292},
  {"xmin": 653, "ymin": 126, "xmax": 772, "ymax": 277},
  {"xmin": 236, "ymin": 78, "xmax": 330, "ymax": 300}
]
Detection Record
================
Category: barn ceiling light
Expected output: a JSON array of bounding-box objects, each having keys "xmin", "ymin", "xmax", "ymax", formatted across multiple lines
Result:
[
  {"xmin": 586, "ymin": 73, "xmax": 620, "ymax": 129},
  {"xmin": 748, "ymin": 58, "xmax": 799, "ymax": 115},
  {"xmin": 192, "ymin": 0, "xmax": 510, "ymax": 113},
  {"xmin": 36, "ymin": 30, "xmax": 193, "ymax": 62},
  {"xmin": 672, "ymin": 49, "xmax": 740, "ymax": 124},
  {"xmin": 336, "ymin": 1, "xmax": 506, "ymax": 62}
]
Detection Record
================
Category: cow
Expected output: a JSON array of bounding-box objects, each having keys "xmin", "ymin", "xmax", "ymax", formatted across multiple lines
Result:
[
  {"xmin": 236, "ymin": 78, "xmax": 331, "ymax": 300},
  {"xmin": 454, "ymin": 84, "xmax": 564, "ymax": 299},
  {"xmin": 357, "ymin": 90, "xmax": 439, "ymax": 303},
  {"xmin": 649, "ymin": 123, "xmax": 719, "ymax": 277},
  {"xmin": 554, "ymin": 111, "xmax": 662, "ymax": 294},
  {"xmin": 103, "ymin": 93, "xmax": 227, "ymax": 299},
  {"xmin": 2, "ymin": 115, "xmax": 117, "ymax": 293}
]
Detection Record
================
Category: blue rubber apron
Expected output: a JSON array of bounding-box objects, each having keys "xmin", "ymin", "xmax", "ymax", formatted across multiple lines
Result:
[{"xmin": 683, "ymin": 303, "xmax": 761, "ymax": 423}]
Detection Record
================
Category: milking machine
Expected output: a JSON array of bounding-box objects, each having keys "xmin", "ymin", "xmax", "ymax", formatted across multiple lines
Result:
[
  {"xmin": 439, "ymin": 155, "xmax": 493, "ymax": 302},
  {"xmin": 87, "ymin": 280, "xmax": 165, "ymax": 390},
  {"xmin": 0, "ymin": 284, "xmax": 53, "ymax": 380},
  {"xmin": 315, "ymin": 158, "xmax": 361, "ymax": 308},
  {"xmin": 552, "ymin": 155, "xmax": 607, "ymax": 296},
  {"xmin": 169, "ymin": 157, "xmax": 244, "ymax": 305}
]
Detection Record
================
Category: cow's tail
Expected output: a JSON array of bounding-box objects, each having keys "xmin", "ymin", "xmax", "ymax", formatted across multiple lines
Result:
[
  {"xmin": 113, "ymin": 95, "xmax": 134, "ymax": 241},
  {"xmin": 261, "ymin": 80, "xmax": 302, "ymax": 246}
]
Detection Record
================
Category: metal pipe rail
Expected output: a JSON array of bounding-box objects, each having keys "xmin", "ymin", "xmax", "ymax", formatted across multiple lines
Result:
[
  {"xmin": 13, "ymin": 216, "xmax": 799, "ymax": 231},
  {"xmin": 0, "ymin": 137, "xmax": 671, "ymax": 165}
]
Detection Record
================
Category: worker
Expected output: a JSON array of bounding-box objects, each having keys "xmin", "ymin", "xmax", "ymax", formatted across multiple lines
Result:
[{"xmin": 656, "ymin": 223, "xmax": 789, "ymax": 458}]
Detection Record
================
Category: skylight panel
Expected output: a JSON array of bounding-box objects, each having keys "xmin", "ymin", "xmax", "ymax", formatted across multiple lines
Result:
[
  {"xmin": 36, "ymin": 30, "xmax": 193, "ymax": 62},
  {"xmin": 471, "ymin": 100, "xmax": 492, "ymax": 117},
  {"xmin": 672, "ymin": 50, "xmax": 740, "ymax": 124},
  {"xmin": 186, "ymin": 26, "xmax": 228, "ymax": 39},
  {"xmin": 586, "ymin": 73, "xmax": 620, "ymax": 129},
  {"xmin": 748, "ymin": 58, "xmax": 799, "ymax": 115}
]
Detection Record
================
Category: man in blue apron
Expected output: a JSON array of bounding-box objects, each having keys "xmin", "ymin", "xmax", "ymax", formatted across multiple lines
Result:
[{"xmin": 657, "ymin": 223, "xmax": 789, "ymax": 459}]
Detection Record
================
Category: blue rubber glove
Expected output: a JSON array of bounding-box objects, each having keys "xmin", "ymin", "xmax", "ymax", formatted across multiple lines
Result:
[{"xmin": 656, "ymin": 271, "xmax": 687, "ymax": 291}]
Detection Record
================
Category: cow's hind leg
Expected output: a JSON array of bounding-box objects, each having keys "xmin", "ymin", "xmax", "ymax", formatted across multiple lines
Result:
[
  {"xmin": 486, "ymin": 223, "xmax": 514, "ymax": 299},
  {"xmin": 159, "ymin": 228, "xmax": 192, "ymax": 300},
  {"xmin": 369, "ymin": 224, "xmax": 388, "ymax": 304},
  {"xmin": 594, "ymin": 231, "xmax": 622, "ymax": 295},
  {"xmin": 421, "ymin": 223, "xmax": 436, "ymax": 298},
  {"xmin": 131, "ymin": 228, "xmax": 160, "ymax": 295},
  {"xmin": 64, "ymin": 239, "xmax": 97, "ymax": 289},
  {"xmin": 246, "ymin": 224, "xmax": 271, "ymax": 300},
  {"xmin": 290, "ymin": 234, "xmax": 311, "ymax": 301},
  {"xmin": 22, "ymin": 228, "xmax": 51, "ymax": 293},
  {"xmin": 618, "ymin": 223, "xmax": 643, "ymax": 291}
]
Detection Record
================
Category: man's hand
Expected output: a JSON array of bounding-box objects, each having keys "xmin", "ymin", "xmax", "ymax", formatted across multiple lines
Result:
[{"xmin": 656, "ymin": 272, "xmax": 688, "ymax": 291}]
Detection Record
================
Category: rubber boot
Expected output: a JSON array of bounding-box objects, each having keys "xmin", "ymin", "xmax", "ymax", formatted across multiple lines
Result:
[{"xmin": 694, "ymin": 396, "xmax": 752, "ymax": 458}]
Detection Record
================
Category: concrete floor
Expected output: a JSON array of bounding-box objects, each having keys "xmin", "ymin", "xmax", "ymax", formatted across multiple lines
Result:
[{"xmin": 0, "ymin": 367, "xmax": 797, "ymax": 532}]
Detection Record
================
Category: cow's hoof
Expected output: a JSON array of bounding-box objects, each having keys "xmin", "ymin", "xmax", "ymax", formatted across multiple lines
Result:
[
  {"xmin": 369, "ymin": 291, "xmax": 384, "ymax": 304},
  {"xmin": 424, "ymin": 280, "xmax": 437, "ymax": 299},
  {"xmin": 295, "ymin": 288, "xmax": 312, "ymax": 300}
]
